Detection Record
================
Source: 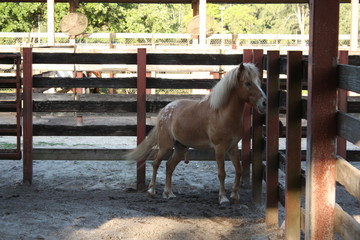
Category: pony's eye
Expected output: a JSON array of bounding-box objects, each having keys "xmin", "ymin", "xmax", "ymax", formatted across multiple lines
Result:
[{"xmin": 245, "ymin": 82, "xmax": 251, "ymax": 87}]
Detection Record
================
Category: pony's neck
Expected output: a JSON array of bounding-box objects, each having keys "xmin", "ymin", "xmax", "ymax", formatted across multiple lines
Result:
[{"xmin": 218, "ymin": 89, "xmax": 246, "ymax": 121}]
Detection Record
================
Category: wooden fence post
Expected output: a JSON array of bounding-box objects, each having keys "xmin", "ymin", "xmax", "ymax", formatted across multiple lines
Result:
[
  {"xmin": 305, "ymin": 0, "xmax": 339, "ymax": 239},
  {"xmin": 285, "ymin": 51, "xmax": 303, "ymax": 239},
  {"xmin": 23, "ymin": 48, "xmax": 33, "ymax": 184},
  {"xmin": 337, "ymin": 50, "xmax": 348, "ymax": 159},
  {"xmin": 242, "ymin": 49, "xmax": 253, "ymax": 187},
  {"xmin": 251, "ymin": 49, "xmax": 264, "ymax": 204},
  {"xmin": 137, "ymin": 48, "xmax": 147, "ymax": 190},
  {"xmin": 265, "ymin": 50, "xmax": 280, "ymax": 227}
]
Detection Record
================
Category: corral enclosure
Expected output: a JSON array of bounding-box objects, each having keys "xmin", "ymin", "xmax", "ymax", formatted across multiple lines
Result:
[{"xmin": 0, "ymin": 48, "xmax": 360, "ymax": 239}]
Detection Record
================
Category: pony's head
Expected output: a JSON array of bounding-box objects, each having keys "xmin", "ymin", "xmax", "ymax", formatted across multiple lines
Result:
[
  {"xmin": 209, "ymin": 63, "xmax": 267, "ymax": 114},
  {"xmin": 236, "ymin": 63, "xmax": 267, "ymax": 114}
]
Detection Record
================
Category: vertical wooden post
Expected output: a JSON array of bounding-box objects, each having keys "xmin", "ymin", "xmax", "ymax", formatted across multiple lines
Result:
[
  {"xmin": 285, "ymin": 51, "xmax": 303, "ymax": 239},
  {"xmin": 15, "ymin": 55, "xmax": 22, "ymax": 160},
  {"xmin": 241, "ymin": 49, "xmax": 253, "ymax": 187},
  {"xmin": 23, "ymin": 48, "xmax": 33, "ymax": 184},
  {"xmin": 337, "ymin": 51, "xmax": 348, "ymax": 159},
  {"xmin": 265, "ymin": 51, "xmax": 280, "ymax": 228},
  {"xmin": 305, "ymin": 0, "xmax": 339, "ymax": 239},
  {"xmin": 251, "ymin": 49, "xmax": 264, "ymax": 204},
  {"xmin": 47, "ymin": 0, "xmax": 55, "ymax": 46},
  {"xmin": 198, "ymin": 0, "xmax": 207, "ymax": 46},
  {"xmin": 137, "ymin": 48, "xmax": 147, "ymax": 190},
  {"xmin": 350, "ymin": 0, "xmax": 359, "ymax": 51}
]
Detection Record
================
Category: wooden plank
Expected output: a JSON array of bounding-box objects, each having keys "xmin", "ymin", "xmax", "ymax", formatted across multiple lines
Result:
[
  {"xmin": 337, "ymin": 111, "xmax": 360, "ymax": 147},
  {"xmin": 33, "ymin": 148, "xmax": 129, "ymax": 160},
  {"xmin": 147, "ymin": 53, "xmax": 243, "ymax": 65},
  {"xmin": 241, "ymin": 49, "xmax": 252, "ymax": 187},
  {"xmin": 337, "ymin": 51, "xmax": 349, "ymax": 159},
  {"xmin": 265, "ymin": 50, "xmax": 280, "ymax": 228},
  {"xmin": 31, "ymin": 52, "xmax": 244, "ymax": 66},
  {"xmin": 0, "ymin": 77, "xmax": 18, "ymax": 88},
  {"xmin": 33, "ymin": 52, "xmax": 137, "ymax": 64},
  {"xmin": 146, "ymin": 78, "xmax": 218, "ymax": 89},
  {"xmin": 33, "ymin": 77, "xmax": 137, "ymax": 88},
  {"xmin": 336, "ymin": 157, "xmax": 360, "ymax": 201},
  {"xmin": 334, "ymin": 203, "xmax": 360, "ymax": 240},
  {"xmin": 137, "ymin": 48, "xmax": 147, "ymax": 190},
  {"xmin": 33, "ymin": 124, "xmax": 142, "ymax": 136},
  {"xmin": 251, "ymin": 49, "xmax": 264, "ymax": 204},
  {"xmin": 32, "ymin": 77, "xmax": 218, "ymax": 89},
  {"xmin": 22, "ymin": 47, "xmax": 33, "ymax": 184},
  {"xmin": 338, "ymin": 64, "xmax": 360, "ymax": 93},
  {"xmin": 305, "ymin": 0, "xmax": 339, "ymax": 239},
  {"xmin": 31, "ymin": 93, "xmax": 205, "ymax": 102},
  {"xmin": 0, "ymin": 124, "xmax": 21, "ymax": 136},
  {"xmin": 31, "ymin": 148, "xmax": 242, "ymax": 161},
  {"xmin": 285, "ymin": 51, "xmax": 303, "ymax": 240},
  {"xmin": 0, "ymin": 102, "xmax": 17, "ymax": 112},
  {"xmin": 348, "ymin": 101, "xmax": 360, "ymax": 113},
  {"xmin": 33, "ymin": 101, "xmax": 137, "ymax": 113}
]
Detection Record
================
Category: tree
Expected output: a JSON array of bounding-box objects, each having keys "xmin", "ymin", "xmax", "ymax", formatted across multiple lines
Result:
[{"xmin": 0, "ymin": 3, "xmax": 45, "ymax": 32}]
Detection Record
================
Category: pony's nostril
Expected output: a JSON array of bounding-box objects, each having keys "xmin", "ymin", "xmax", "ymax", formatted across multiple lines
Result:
[{"xmin": 262, "ymin": 100, "xmax": 267, "ymax": 107}]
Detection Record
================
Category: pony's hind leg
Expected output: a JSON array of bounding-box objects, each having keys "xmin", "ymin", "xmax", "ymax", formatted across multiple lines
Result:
[
  {"xmin": 163, "ymin": 142, "xmax": 185, "ymax": 199},
  {"xmin": 148, "ymin": 147, "xmax": 171, "ymax": 197},
  {"xmin": 228, "ymin": 146, "xmax": 242, "ymax": 203}
]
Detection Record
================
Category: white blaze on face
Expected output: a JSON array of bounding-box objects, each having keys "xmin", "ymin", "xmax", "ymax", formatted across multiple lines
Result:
[{"xmin": 254, "ymin": 78, "xmax": 267, "ymax": 114}]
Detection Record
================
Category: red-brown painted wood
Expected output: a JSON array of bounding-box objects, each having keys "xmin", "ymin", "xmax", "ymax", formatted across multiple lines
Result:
[
  {"xmin": 265, "ymin": 50, "xmax": 280, "ymax": 227},
  {"xmin": 241, "ymin": 49, "xmax": 252, "ymax": 187},
  {"xmin": 305, "ymin": 1, "xmax": 339, "ymax": 239},
  {"xmin": 137, "ymin": 48, "xmax": 147, "ymax": 190},
  {"xmin": 23, "ymin": 48, "xmax": 34, "ymax": 184},
  {"xmin": 285, "ymin": 51, "xmax": 303, "ymax": 239},
  {"xmin": 337, "ymin": 51, "xmax": 348, "ymax": 159},
  {"xmin": 251, "ymin": 49, "xmax": 264, "ymax": 204}
]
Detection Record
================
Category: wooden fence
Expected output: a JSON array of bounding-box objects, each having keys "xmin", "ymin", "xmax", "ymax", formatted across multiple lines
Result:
[
  {"xmin": 262, "ymin": 50, "xmax": 360, "ymax": 239},
  {"xmin": 1, "ymin": 49, "xmax": 360, "ymax": 238}
]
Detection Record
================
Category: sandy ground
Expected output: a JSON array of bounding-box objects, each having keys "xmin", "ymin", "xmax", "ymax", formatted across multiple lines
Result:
[
  {"xmin": 0, "ymin": 158, "xmax": 284, "ymax": 240},
  {"xmin": 0, "ymin": 115, "xmax": 359, "ymax": 240}
]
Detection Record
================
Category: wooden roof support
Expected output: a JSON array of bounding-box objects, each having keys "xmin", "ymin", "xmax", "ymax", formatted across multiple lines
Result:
[
  {"xmin": 305, "ymin": 0, "xmax": 339, "ymax": 239},
  {"xmin": 47, "ymin": 0, "xmax": 55, "ymax": 45}
]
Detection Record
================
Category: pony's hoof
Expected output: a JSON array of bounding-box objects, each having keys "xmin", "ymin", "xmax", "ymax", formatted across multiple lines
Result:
[
  {"xmin": 230, "ymin": 192, "xmax": 240, "ymax": 204},
  {"xmin": 147, "ymin": 188, "xmax": 156, "ymax": 198},
  {"xmin": 162, "ymin": 191, "xmax": 176, "ymax": 199},
  {"xmin": 219, "ymin": 196, "xmax": 230, "ymax": 205}
]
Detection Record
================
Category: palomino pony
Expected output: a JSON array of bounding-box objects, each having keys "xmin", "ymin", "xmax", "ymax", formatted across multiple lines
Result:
[{"xmin": 126, "ymin": 63, "xmax": 267, "ymax": 204}]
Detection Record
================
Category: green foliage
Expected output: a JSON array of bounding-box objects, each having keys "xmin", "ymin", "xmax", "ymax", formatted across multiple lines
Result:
[
  {"xmin": 0, "ymin": 3, "xmax": 45, "ymax": 32},
  {"xmin": 0, "ymin": 2, "xmax": 355, "ymax": 36}
]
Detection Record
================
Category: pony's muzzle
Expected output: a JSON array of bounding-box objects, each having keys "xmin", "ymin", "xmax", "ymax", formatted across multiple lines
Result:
[{"xmin": 257, "ymin": 98, "xmax": 267, "ymax": 114}]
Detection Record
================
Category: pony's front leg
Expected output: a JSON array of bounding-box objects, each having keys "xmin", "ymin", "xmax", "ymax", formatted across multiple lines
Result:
[
  {"xmin": 228, "ymin": 146, "xmax": 242, "ymax": 203},
  {"xmin": 215, "ymin": 147, "xmax": 229, "ymax": 204}
]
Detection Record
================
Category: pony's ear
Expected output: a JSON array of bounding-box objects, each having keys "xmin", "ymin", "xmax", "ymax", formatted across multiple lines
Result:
[{"xmin": 239, "ymin": 63, "xmax": 244, "ymax": 72}]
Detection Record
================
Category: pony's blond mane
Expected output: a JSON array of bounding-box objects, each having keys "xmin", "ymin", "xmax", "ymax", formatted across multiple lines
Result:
[{"xmin": 209, "ymin": 63, "xmax": 259, "ymax": 109}]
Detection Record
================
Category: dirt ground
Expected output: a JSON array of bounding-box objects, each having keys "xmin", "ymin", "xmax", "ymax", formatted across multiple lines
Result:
[
  {"xmin": 0, "ymin": 115, "xmax": 359, "ymax": 240},
  {"xmin": 0, "ymin": 159, "xmax": 283, "ymax": 240}
]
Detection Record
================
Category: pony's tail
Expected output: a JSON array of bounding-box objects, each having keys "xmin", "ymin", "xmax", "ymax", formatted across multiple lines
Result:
[{"xmin": 124, "ymin": 125, "xmax": 158, "ymax": 161}]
